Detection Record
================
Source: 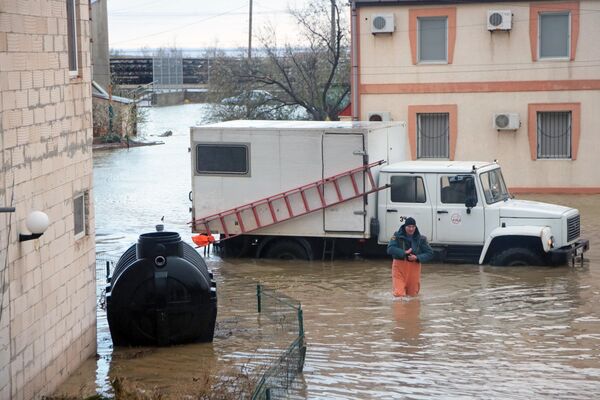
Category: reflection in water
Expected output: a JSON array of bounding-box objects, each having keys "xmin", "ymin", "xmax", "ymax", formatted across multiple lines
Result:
[
  {"xmin": 53, "ymin": 105, "xmax": 600, "ymax": 399},
  {"xmin": 391, "ymin": 298, "xmax": 422, "ymax": 349}
]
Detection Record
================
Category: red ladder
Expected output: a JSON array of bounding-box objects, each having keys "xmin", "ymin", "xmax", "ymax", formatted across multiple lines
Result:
[{"xmin": 191, "ymin": 160, "xmax": 390, "ymax": 242}]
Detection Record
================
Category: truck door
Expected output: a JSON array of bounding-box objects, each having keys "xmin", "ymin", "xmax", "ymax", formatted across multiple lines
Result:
[
  {"xmin": 322, "ymin": 133, "xmax": 365, "ymax": 232},
  {"xmin": 435, "ymin": 174, "xmax": 485, "ymax": 244},
  {"xmin": 382, "ymin": 174, "xmax": 433, "ymax": 241}
]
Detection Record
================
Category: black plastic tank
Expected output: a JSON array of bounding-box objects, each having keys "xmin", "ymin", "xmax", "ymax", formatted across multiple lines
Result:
[{"xmin": 106, "ymin": 231, "xmax": 217, "ymax": 346}]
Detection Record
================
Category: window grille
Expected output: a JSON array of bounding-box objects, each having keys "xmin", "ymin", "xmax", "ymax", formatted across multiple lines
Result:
[
  {"xmin": 537, "ymin": 111, "xmax": 571, "ymax": 159},
  {"xmin": 417, "ymin": 113, "xmax": 449, "ymax": 158}
]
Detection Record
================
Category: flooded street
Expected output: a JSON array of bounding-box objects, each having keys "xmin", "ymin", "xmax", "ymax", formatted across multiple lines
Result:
[{"xmin": 54, "ymin": 104, "xmax": 600, "ymax": 399}]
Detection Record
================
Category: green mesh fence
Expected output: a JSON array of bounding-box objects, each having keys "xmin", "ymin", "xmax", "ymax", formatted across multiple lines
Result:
[{"xmin": 251, "ymin": 284, "xmax": 307, "ymax": 400}]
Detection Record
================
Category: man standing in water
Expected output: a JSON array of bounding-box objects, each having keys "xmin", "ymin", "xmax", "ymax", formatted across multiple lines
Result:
[{"xmin": 387, "ymin": 217, "xmax": 433, "ymax": 297}]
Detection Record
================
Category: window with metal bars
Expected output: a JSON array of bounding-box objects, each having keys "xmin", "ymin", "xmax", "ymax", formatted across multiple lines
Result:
[
  {"xmin": 417, "ymin": 113, "xmax": 449, "ymax": 158},
  {"xmin": 537, "ymin": 111, "xmax": 571, "ymax": 159}
]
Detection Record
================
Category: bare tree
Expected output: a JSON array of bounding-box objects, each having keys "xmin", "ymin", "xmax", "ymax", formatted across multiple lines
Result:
[{"xmin": 205, "ymin": 0, "xmax": 349, "ymax": 122}]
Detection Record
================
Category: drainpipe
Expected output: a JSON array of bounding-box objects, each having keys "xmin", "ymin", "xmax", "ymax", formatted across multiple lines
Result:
[{"xmin": 350, "ymin": 1, "xmax": 359, "ymax": 121}]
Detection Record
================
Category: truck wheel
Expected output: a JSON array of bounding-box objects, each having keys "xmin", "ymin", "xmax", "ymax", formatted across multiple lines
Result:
[
  {"xmin": 265, "ymin": 240, "xmax": 309, "ymax": 260},
  {"xmin": 490, "ymin": 247, "xmax": 544, "ymax": 266},
  {"xmin": 223, "ymin": 236, "xmax": 249, "ymax": 257}
]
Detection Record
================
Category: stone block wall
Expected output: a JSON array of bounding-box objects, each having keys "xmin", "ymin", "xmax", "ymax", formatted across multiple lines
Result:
[{"xmin": 0, "ymin": 1, "xmax": 96, "ymax": 399}]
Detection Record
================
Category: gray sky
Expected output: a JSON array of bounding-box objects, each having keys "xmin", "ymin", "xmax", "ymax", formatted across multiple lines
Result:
[{"xmin": 108, "ymin": 0, "xmax": 307, "ymax": 50}]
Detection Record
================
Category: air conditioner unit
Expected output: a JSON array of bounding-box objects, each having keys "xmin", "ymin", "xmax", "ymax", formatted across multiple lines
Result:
[
  {"xmin": 493, "ymin": 113, "xmax": 520, "ymax": 130},
  {"xmin": 371, "ymin": 14, "xmax": 395, "ymax": 34},
  {"xmin": 368, "ymin": 112, "xmax": 391, "ymax": 122},
  {"xmin": 487, "ymin": 10, "xmax": 512, "ymax": 31}
]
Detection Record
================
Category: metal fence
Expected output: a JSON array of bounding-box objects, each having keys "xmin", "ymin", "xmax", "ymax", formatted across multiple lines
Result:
[{"xmin": 252, "ymin": 284, "xmax": 307, "ymax": 400}]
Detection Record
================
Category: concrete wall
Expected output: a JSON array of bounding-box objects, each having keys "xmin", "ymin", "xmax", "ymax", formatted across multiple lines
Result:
[
  {"xmin": 91, "ymin": 0, "xmax": 110, "ymax": 88},
  {"xmin": 356, "ymin": 0, "xmax": 600, "ymax": 191},
  {"xmin": 0, "ymin": 1, "xmax": 96, "ymax": 399}
]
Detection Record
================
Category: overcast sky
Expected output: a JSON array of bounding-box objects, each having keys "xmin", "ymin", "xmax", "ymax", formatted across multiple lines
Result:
[{"xmin": 107, "ymin": 0, "xmax": 309, "ymax": 50}]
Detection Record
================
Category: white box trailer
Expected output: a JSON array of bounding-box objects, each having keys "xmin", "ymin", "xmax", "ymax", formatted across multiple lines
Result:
[{"xmin": 190, "ymin": 120, "xmax": 589, "ymax": 264}]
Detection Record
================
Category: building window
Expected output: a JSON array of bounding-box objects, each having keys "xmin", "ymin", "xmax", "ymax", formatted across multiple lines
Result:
[
  {"xmin": 409, "ymin": 7, "xmax": 456, "ymax": 65},
  {"xmin": 529, "ymin": 2, "xmax": 579, "ymax": 61},
  {"xmin": 408, "ymin": 105, "xmax": 457, "ymax": 160},
  {"xmin": 390, "ymin": 176, "xmax": 426, "ymax": 203},
  {"xmin": 539, "ymin": 12, "xmax": 570, "ymax": 59},
  {"xmin": 418, "ymin": 17, "xmax": 447, "ymax": 63},
  {"xmin": 537, "ymin": 111, "xmax": 571, "ymax": 159},
  {"xmin": 417, "ymin": 113, "xmax": 449, "ymax": 158},
  {"xmin": 195, "ymin": 144, "xmax": 250, "ymax": 175},
  {"xmin": 528, "ymin": 103, "xmax": 580, "ymax": 160},
  {"xmin": 66, "ymin": 0, "xmax": 78, "ymax": 75},
  {"xmin": 74, "ymin": 192, "xmax": 87, "ymax": 239}
]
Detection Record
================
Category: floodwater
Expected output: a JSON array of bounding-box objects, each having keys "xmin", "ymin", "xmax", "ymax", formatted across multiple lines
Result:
[{"xmin": 53, "ymin": 104, "xmax": 600, "ymax": 399}]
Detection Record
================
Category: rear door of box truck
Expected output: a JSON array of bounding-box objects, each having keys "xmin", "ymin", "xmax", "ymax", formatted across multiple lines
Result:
[{"xmin": 322, "ymin": 132, "xmax": 366, "ymax": 232}]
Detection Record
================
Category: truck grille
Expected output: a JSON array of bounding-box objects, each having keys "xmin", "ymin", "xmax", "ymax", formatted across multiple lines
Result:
[{"xmin": 567, "ymin": 215, "xmax": 580, "ymax": 242}]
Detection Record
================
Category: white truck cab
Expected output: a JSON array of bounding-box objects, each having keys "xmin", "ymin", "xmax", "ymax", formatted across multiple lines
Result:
[{"xmin": 378, "ymin": 161, "xmax": 589, "ymax": 265}]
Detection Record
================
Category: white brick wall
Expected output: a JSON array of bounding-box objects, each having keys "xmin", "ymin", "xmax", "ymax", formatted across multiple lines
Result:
[{"xmin": 0, "ymin": 1, "xmax": 96, "ymax": 399}]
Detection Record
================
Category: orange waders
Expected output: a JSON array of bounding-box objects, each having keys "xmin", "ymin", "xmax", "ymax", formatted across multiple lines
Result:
[{"xmin": 392, "ymin": 259, "xmax": 421, "ymax": 297}]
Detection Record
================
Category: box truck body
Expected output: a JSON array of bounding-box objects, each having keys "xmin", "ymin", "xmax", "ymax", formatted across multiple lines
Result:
[{"xmin": 191, "ymin": 120, "xmax": 408, "ymax": 239}]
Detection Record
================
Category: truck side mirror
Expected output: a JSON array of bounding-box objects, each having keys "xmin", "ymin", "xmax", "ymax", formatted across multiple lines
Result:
[{"xmin": 465, "ymin": 177, "xmax": 477, "ymax": 212}]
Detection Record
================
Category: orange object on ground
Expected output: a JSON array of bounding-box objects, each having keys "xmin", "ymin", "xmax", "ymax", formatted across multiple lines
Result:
[
  {"xmin": 192, "ymin": 234, "xmax": 215, "ymax": 247},
  {"xmin": 392, "ymin": 259, "xmax": 421, "ymax": 297}
]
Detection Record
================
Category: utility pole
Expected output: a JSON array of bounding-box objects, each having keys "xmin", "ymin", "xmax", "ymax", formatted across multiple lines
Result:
[
  {"xmin": 330, "ymin": 0, "xmax": 336, "ymax": 47},
  {"xmin": 248, "ymin": 0, "xmax": 253, "ymax": 59}
]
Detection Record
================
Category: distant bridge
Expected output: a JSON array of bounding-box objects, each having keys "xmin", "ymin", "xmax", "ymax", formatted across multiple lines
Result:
[{"xmin": 110, "ymin": 56, "xmax": 209, "ymax": 90}]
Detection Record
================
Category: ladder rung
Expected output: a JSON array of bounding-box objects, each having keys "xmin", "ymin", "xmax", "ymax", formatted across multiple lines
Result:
[
  {"xmin": 317, "ymin": 184, "xmax": 326, "ymax": 207},
  {"xmin": 366, "ymin": 170, "xmax": 376, "ymax": 189},
  {"xmin": 252, "ymin": 206, "xmax": 262, "ymax": 228},
  {"xmin": 284, "ymin": 195, "xmax": 294, "ymax": 217},
  {"xmin": 235, "ymin": 211, "xmax": 246, "ymax": 233},
  {"xmin": 332, "ymin": 180, "xmax": 343, "ymax": 202},
  {"xmin": 349, "ymin": 172, "xmax": 360, "ymax": 196},
  {"xmin": 219, "ymin": 215, "xmax": 229, "ymax": 238},
  {"xmin": 267, "ymin": 200, "xmax": 278, "ymax": 223},
  {"xmin": 300, "ymin": 190, "xmax": 310, "ymax": 213}
]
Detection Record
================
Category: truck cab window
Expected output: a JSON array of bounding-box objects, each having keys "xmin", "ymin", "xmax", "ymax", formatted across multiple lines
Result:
[
  {"xmin": 440, "ymin": 175, "xmax": 475, "ymax": 204},
  {"xmin": 480, "ymin": 168, "xmax": 509, "ymax": 203},
  {"xmin": 390, "ymin": 176, "xmax": 426, "ymax": 203},
  {"xmin": 196, "ymin": 144, "xmax": 249, "ymax": 175}
]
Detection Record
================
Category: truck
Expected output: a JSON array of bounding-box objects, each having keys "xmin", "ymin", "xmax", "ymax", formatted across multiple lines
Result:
[{"xmin": 190, "ymin": 120, "xmax": 589, "ymax": 266}]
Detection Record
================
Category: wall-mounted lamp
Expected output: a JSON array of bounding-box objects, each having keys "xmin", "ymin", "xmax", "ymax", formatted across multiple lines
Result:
[{"xmin": 19, "ymin": 211, "xmax": 49, "ymax": 242}]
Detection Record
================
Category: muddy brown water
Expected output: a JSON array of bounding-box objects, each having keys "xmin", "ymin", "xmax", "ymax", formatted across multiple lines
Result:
[{"xmin": 52, "ymin": 105, "xmax": 600, "ymax": 399}]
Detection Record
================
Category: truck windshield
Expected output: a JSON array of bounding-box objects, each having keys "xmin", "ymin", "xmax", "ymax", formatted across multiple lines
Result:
[{"xmin": 480, "ymin": 168, "xmax": 509, "ymax": 204}]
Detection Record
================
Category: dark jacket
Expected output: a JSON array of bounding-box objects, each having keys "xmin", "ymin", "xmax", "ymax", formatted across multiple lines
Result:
[{"xmin": 387, "ymin": 224, "xmax": 434, "ymax": 262}]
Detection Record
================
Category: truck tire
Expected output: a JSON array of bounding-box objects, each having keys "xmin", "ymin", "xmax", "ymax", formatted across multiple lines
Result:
[
  {"xmin": 490, "ymin": 247, "xmax": 544, "ymax": 266},
  {"xmin": 265, "ymin": 240, "xmax": 309, "ymax": 260},
  {"xmin": 222, "ymin": 236, "xmax": 250, "ymax": 257}
]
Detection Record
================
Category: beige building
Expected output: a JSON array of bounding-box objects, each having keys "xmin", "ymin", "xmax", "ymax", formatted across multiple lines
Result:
[
  {"xmin": 351, "ymin": 0, "xmax": 600, "ymax": 192},
  {"xmin": 1, "ymin": 0, "xmax": 96, "ymax": 398}
]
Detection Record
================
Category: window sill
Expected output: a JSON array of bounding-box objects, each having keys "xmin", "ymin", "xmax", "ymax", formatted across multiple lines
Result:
[
  {"xmin": 417, "ymin": 60, "xmax": 449, "ymax": 65},
  {"xmin": 537, "ymin": 57, "xmax": 571, "ymax": 62}
]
